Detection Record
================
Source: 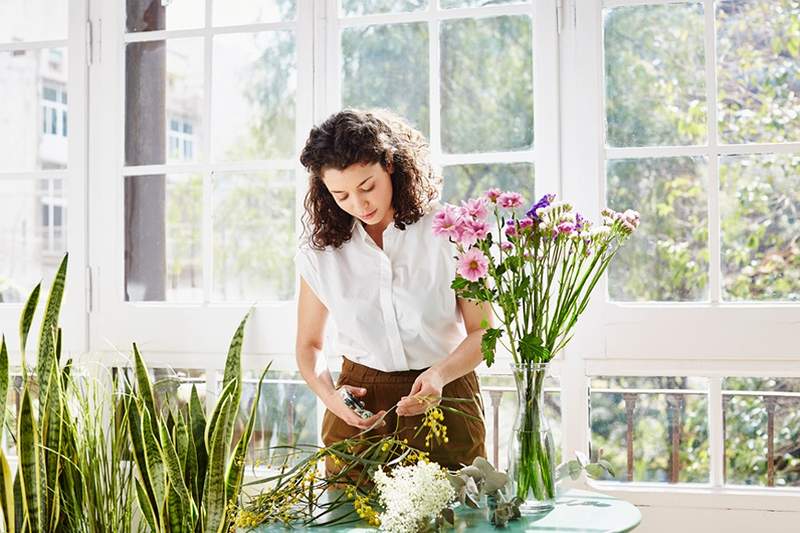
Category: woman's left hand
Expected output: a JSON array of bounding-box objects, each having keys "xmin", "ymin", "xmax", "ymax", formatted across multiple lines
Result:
[{"xmin": 396, "ymin": 368, "xmax": 445, "ymax": 417}]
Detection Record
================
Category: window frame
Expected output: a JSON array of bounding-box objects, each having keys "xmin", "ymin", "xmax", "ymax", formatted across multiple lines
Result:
[
  {"xmin": 0, "ymin": 0, "xmax": 89, "ymax": 359},
  {"xmin": 559, "ymin": 0, "xmax": 800, "ymax": 507}
]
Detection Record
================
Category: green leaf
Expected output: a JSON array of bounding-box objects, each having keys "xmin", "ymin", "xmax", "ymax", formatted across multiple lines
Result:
[
  {"xmin": 0, "ymin": 448, "xmax": 14, "ymax": 533},
  {"xmin": 160, "ymin": 423, "xmax": 196, "ymax": 527},
  {"xmin": 19, "ymin": 282, "xmax": 40, "ymax": 365},
  {"xmin": 584, "ymin": 463, "xmax": 606, "ymax": 479},
  {"xmin": 221, "ymin": 312, "xmax": 250, "ymax": 448},
  {"xmin": 204, "ymin": 380, "xmax": 236, "ymax": 452},
  {"xmin": 140, "ymin": 407, "xmax": 166, "ymax": 525},
  {"xmin": 36, "ymin": 253, "xmax": 68, "ymax": 401},
  {"xmin": 19, "ymin": 388, "xmax": 44, "ymax": 533},
  {"xmin": 42, "ymin": 357, "xmax": 64, "ymax": 514},
  {"xmin": 0, "ymin": 337, "xmax": 8, "ymax": 436},
  {"xmin": 598, "ymin": 459, "xmax": 616, "ymax": 478},
  {"xmin": 188, "ymin": 385, "xmax": 207, "ymax": 507},
  {"xmin": 225, "ymin": 364, "xmax": 271, "ymax": 519},
  {"xmin": 133, "ymin": 343, "xmax": 159, "ymax": 438},
  {"xmin": 135, "ymin": 477, "xmax": 157, "ymax": 533},
  {"xmin": 481, "ymin": 328, "xmax": 503, "ymax": 367},
  {"xmin": 519, "ymin": 333, "xmax": 550, "ymax": 363},
  {"xmin": 451, "ymin": 277, "xmax": 470, "ymax": 291},
  {"xmin": 202, "ymin": 395, "xmax": 233, "ymax": 533},
  {"xmin": 128, "ymin": 400, "xmax": 157, "ymax": 520}
]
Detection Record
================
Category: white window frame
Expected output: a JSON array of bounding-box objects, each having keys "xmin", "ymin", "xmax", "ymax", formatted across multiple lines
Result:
[
  {"xmin": 0, "ymin": 1, "xmax": 89, "ymax": 359},
  {"xmin": 78, "ymin": 0, "xmax": 800, "ymax": 514},
  {"xmin": 557, "ymin": 0, "xmax": 800, "ymax": 512},
  {"xmin": 88, "ymin": 0, "xmax": 314, "ymax": 370}
]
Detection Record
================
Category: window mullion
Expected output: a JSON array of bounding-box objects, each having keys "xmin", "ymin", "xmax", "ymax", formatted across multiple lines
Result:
[
  {"xmin": 704, "ymin": 0, "xmax": 721, "ymax": 304},
  {"xmin": 429, "ymin": 16, "xmax": 441, "ymax": 169},
  {"xmin": 709, "ymin": 376, "xmax": 724, "ymax": 487}
]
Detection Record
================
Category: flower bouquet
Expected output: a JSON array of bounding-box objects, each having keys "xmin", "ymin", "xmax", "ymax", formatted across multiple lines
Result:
[{"xmin": 433, "ymin": 190, "xmax": 639, "ymax": 511}]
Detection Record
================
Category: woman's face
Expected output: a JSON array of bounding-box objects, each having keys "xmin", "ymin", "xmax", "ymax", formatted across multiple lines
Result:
[{"xmin": 322, "ymin": 161, "xmax": 394, "ymax": 227}]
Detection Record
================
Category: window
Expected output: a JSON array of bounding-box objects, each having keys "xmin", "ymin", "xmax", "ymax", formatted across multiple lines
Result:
[
  {"xmin": 167, "ymin": 117, "xmax": 196, "ymax": 161},
  {"xmin": 0, "ymin": 0, "xmax": 85, "ymax": 351},
  {"xmin": 334, "ymin": 0, "xmax": 558, "ymax": 207},
  {"xmin": 42, "ymin": 83, "xmax": 68, "ymax": 137}
]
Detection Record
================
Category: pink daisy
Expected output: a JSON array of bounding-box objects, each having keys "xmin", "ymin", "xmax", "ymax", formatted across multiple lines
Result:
[
  {"xmin": 457, "ymin": 248, "xmax": 489, "ymax": 282},
  {"xmin": 498, "ymin": 192, "xmax": 524, "ymax": 209}
]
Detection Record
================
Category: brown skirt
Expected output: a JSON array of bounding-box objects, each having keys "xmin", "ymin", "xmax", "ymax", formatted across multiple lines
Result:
[{"xmin": 322, "ymin": 357, "xmax": 487, "ymax": 475}]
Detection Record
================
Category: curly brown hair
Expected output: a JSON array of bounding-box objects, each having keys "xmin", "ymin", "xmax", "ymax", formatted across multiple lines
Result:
[{"xmin": 299, "ymin": 109, "xmax": 441, "ymax": 249}]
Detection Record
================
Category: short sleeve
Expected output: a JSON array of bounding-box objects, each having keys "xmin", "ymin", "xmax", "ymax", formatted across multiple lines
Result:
[{"xmin": 294, "ymin": 247, "xmax": 327, "ymax": 307}]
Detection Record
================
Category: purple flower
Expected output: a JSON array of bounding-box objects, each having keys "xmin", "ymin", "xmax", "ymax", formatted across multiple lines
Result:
[
  {"xmin": 575, "ymin": 212, "xmax": 585, "ymax": 231},
  {"xmin": 526, "ymin": 194, "xmax": 556, "ymax": 221},
  {"xmin": 498, "ymin": 192, "xmax": 524, "ymax": 209},
  {"xmin": 518, "ymin": 218, "xmax": 534, "ymax": 231},
  {"xmin": 500, "ymin": 241, "xmax": 514, "ymax": 251}
]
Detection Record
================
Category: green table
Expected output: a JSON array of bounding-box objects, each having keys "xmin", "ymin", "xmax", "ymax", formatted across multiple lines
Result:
[{"xmin": 248, "ymin": 489, "xmax": 641, "ymax": 532}]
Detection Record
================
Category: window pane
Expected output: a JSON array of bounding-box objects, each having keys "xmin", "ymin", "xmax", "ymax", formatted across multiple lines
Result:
[
  {"xmin": 212, "ymin": 31, "xmax": 296, "ymax": 161},
  {"xmin": 0, "ymin": 49, "xmax": 68, "ymax": 172},
  {"xmin": 125, "ymin": 39, "xmax": 205, "ymax": 166},
  {"xmin": 125, "ymin": 174, "xmax": 203, "ymax": 302},
  {"xmin": 0, "ymin": 0, "xmax": 67, "ymax": 42},
  {"xmin": 341, "ymin": 0, "xmax": 427, "ymax": 16},
  {"xmin": 441, "ymin": 15, "xmax": 533, "ymax": 154},
  {"xmin": 239, "ymin": 370, "xmax": 318, "ymax": 467},
  {"xmin": 717, "ymin": 0, "xmax": 800, "ymax": 144},
  {"xmin": 441, "ymin": 0, "xmax": 530, "ymax": 8},
  {"xmin": 591, "ymin": 376, "xmax": 709, "ymax": 484},
  {"xmin": 0, "ymin": 179, "xmax": 66, "ymax": 303},
  {"xmin": 441, "ymin": 163, "xmax": 534, "ymax": 205},
  {"xmin": 723, "ymin": 377, "xmax": 800, "ymax": 487},
  {"xmin": 342, "ymin": 23, "xmax": 429, "ymax": 137},
  {"xmin": 212, "ymin": 171, "xmax": 295, "ymax": 302},
  {"xmin": 721, "ymin": 154, "xmax": 800, "ymax": 301},
  {"xmin": 607, "ymin": 157, "xmax": 708, "ymax": 302},
  {"xmin": 604, "ymin": 3, "xmax": 706, "ymax": 147},
  {"xmin": 126, "ymin": 0, "xmax": 204, "ymax": 32},
  {"xmin": 214, "ymin": 0, "xmax": 296, "ymax": 25}
]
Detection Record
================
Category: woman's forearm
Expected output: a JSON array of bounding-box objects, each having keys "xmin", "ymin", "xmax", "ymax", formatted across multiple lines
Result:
[
  {"xmin": 296, "ymin": 344, "xmax": 337, "ymax": 406},
  {"xmin": 429, "ymin": 328, "xmax": 485, "ymax": 386}
]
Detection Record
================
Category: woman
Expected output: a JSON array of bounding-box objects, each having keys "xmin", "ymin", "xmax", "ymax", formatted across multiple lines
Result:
[{"xmin": 294, "ymin": 108, "xmax": 489, "ymax": 474}]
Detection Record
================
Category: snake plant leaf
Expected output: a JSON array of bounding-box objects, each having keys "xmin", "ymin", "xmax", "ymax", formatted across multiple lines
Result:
[
  {"xmin": 175, "ymin": 413, "xmax": 189, "ymax": 474},
  {"xmin": 12, "ymin": 470, "xmax": 22, "ymax": 533},
  {"xmin": 202, "ymin": 395, "xmax": 233, "ymax": 533},
  {"xmin": 140, "ymin": 407, "xmax": 166, "ymax": 527},
  {"xmin": 0, "ymin": 336, "xmax": 8, "ymax": 435},
  {"xmin": 166, "ymin": 480, "xmax": 186, "ymax": 533},
  {"xmin": 36, "ymin": 253, "xmax": 68, "ymax": 400},
  {"xmin": 225, "ymin": 364, "xmax": 270, "ymax": 515},
  {"xmin": 19, "ymin": 282, "xmax": 40, "ymax": 361},
  {"xmin": 128, "ymin": 399, "xmax": 157, "ymax": 517},
  {"xmin": 160, "ymin": 423, "xmax": 196, "ymax": 527},
  {"xmin": 133, "ymin": 343, "xmax": 159, "ymax": 438},
  {"xmin": 135, "ymin": 477, "xmax": 157, "ymax": 533},
  {"xmin": 42, "ymin": 357, "xmax": 64, "ymax": 510},
  {"xmin": 204, "ymin": 380, "xmax": 236, "ymax": 452},
  {"xmin": 188, "ymin": 385, "xmax": 207, "ymax": 509},
  {"xmin": 221, "ymin": 312, "xmax": 250, "ymax": 444},
  {"xmin": 18, "ymin": 388, "xmax": 45, "ymax": 533},
  {"xmin": 0, "ymin": 448, "xmax": 14, "ymax": 532}
]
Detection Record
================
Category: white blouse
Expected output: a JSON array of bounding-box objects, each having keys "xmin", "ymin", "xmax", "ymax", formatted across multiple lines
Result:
[{"xmin": 294, "ymin": 204, "xmax": 465, "ymax": 372}]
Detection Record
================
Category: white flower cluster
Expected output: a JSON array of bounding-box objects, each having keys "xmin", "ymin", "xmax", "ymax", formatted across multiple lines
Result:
[{"xmin": 373, "ymin": 461, "xmax": 455, "ymax": 533}]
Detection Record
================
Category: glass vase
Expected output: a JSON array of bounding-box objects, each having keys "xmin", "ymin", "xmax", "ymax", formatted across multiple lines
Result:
[{"xmin": 507, "ymin": 362, "xmax": 556, "ymax": 513}]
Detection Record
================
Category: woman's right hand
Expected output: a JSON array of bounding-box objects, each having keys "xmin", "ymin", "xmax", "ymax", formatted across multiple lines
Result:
[{"xmin": 324, "ymin": 385, "xmax": 387, "ymax": 430}]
